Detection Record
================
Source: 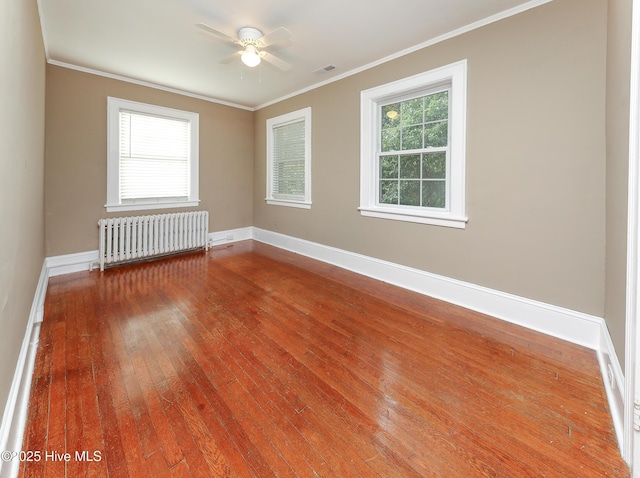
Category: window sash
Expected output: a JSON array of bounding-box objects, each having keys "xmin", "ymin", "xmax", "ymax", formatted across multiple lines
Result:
[
  {"xmin": 376, "ymin": 148, "xmax": 449, "ymax": 209},
  {"xmin": 376, "ymin": 88, "xmax": 450, "ymax": 210},
  {"xmin": 272, "ymin": 119, "xmax": 306, "ymax": 200}
]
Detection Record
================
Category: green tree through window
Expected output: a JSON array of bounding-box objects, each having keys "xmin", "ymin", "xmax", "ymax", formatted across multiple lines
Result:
[{"xmin": 379, "ymin": 90, "xmax": 448, "ymax": 208}]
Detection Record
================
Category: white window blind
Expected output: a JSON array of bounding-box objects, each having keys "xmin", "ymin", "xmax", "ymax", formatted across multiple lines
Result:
[
  {"xmin": 272, "ymin": 119, "xmax": 306, "ymax": 200},
  {"xmin": 119, "ymin": 110, "xmax": 190, "ymax": 201}
]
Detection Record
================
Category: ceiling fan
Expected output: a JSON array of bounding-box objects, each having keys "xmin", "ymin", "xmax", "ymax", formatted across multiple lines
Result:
[{"xmin": 196, "ymin": 23, "xmax": 292, "ymax": 71}]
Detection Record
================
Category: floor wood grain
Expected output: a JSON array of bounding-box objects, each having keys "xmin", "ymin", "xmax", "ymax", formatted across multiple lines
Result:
[{"xmin": 20, "ymin": 240, "xmax": 628, "ymax": 477}]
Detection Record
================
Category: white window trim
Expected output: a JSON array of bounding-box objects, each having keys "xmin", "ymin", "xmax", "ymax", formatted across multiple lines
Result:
[
  {"xmin": 359, "ymin": 60, "xmax": 468, "ymax": 228},
  {"xmin": 266, "ymin": 107, "xmax": 312, "ymax": 209},
  {"xmin": 106, "ymin": 97, "xmax": 200, "ymax": 213}
]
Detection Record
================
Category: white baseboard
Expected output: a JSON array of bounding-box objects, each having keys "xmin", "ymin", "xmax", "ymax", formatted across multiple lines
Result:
[
  {"xmin": 46, "ymin": 250, "xmax": 99, "ymax": 277},
  {"xmin": 598, "ymin": 322, "xmax": 625, "ymax": 449},
  {"xmin": 208, "ymin": 227, "xmax": 253, "ymax": 246},
  {"xmin": 0, "ymin": 263, "xmax": 47, "ymax": 478}
]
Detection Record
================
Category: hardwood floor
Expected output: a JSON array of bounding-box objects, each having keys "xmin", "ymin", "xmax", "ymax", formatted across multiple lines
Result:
[{"xmin": 20, "ymin": 240, "xmax": 628, "ymax": 477}]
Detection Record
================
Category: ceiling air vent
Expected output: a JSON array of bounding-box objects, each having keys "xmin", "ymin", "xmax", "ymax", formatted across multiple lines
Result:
[{"xmin": 312, "ymin": 64, "xmax": 336, "ymax": 74}]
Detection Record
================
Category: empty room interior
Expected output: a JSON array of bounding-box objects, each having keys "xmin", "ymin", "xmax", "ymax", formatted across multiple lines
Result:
[{"xmin": 2, "ymin": 0, "xmax": 639, "ymax": 475}]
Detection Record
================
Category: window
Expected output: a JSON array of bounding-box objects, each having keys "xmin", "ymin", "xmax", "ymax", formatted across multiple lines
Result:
[
  {"xmin": 266, "ymin": 107, "xmax": 312, "ymax": 209},
  {"xmin": 106, "ymin": 97, "xmax": 199, "ymax": 212},
  {"xmin": 359, "ymin": 60, "xmax": 467, "ymax": 228}
]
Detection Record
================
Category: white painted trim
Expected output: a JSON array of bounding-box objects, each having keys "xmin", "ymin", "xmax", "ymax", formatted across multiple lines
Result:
[
  {"xmin": 599, "ymin": 322, "xmax": 626, "ymax": 450},
  {"xmin": 47, "ymin": 60, "xmax": 254, "ymax": 112},
  {"xmin": 253, "ymin": 227, "xmax": 603, "ymax": 349},
  {"xmin": 105, "ymin": 200, "xmax": 201, "ymax": 214},
  {"xmin": 266, "ymin": 200, "xmax": 312, "ymax": 209},
  {"xmin": 0, "ymin": 264, "xmax": 47, "ymax": 478},
  {"xmin": 626, "ymin": 0, "xmax": 640, "ymax": 468},
  {"xmin": 358, "ymin": 208, "xmax": 467, "ymax": 228},
  {"xmin": 45, "ymin": 250, "xmax": 99, "ymax": 277},
  {"xmin": 208, "ymin": 227, "xmax": 254, "ymax": 246},
  {"xmin": 255, "ymin": 0, "xmax": 553, "ymax": 110}
]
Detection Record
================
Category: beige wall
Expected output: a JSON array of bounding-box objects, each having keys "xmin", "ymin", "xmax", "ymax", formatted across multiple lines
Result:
[
  {"xmin": 606, "ymin": 0, "xmax": 633, "ymax": 370},
  {"xmin": 45, "ymin": 66, "xmax": 254, "ymax": 256},
  {"xmin": 0, "ymin": 0, "xmax": 46, "ymax": 416},
  {"xmin": 254, "ymin": 0, "xmax": 608, "ymax": 317}
]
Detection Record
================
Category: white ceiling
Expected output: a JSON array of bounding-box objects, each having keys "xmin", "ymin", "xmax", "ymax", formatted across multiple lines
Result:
[{"xmin": 37, "ymin": 0, "xmax": 546, "ymax": 109}]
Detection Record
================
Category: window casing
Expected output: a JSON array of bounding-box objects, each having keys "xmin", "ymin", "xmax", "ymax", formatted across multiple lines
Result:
[
  {"xmin": 106, "ymin": 97, "xmax": 199, "ymax": 213},
  {"xmin": 266, "ymin": 107, "xmax": 312, "ymax": 209},
  {"xmin": 360, "ymin": 60, "xmax": 467, "ymax": 228}
]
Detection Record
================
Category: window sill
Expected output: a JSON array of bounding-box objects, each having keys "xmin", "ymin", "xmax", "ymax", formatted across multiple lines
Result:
[
  {"xmin": 105, "ymin": 200, "xmax": 200, "ymax": 213},
  {"xmin": 266, "ymin": 199, "xmax": 312, "ymax": 209},
  {"xmin": 358, "ymin": 206, "xmax": 467, "ymax": 229}
]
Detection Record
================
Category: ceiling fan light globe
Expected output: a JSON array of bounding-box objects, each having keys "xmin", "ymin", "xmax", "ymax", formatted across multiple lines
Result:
[{"xmin": 241, "ymin": 45, "xmax": 261, "ymax": 67}]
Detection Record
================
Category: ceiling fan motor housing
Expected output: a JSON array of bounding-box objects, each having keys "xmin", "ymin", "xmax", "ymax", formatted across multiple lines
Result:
[{"xmin": 238, "ymin": 27, "xmax": 263, "ymax": 46}]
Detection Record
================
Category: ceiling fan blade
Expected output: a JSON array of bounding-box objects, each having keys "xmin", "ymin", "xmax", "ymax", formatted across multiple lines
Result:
[
  {"xmin": 260, "ymin": 51, "xmax": 292, "ymax": 71},
  {"xmin": 258, "ymin": 27, "xmax": 292, "ymax": 47},
  {"xmin": 195, "ymin": 23, "xmax": 241, "ymax": 47}
]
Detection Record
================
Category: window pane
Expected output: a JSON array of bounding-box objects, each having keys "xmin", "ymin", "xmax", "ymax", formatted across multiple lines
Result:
[
  {"xmin": 399, "ymin": 180, "xmax": 420, "ymax": 206},
  {"xmin": 380, "ymin": 156, "xmax": 398, "ymax": 179},
  {"xmin": 381, "ymin": 128, "xmax": 400, "ymax": 152},
  {"xmin": 380, "ymin": 180, "xmax": 398, "ymax": 204},
  {"xmin": 401, "ymin": 125, "xmax": 422, "ymax": 150},
  {"xmin": 401, "ymin": 98, "xmax": 423, "ymax": 126},
  {"xmin": 399, "ymin": 154, "xmax": 420, "ymax": 179},
  {"xmin": 382, "ymin": 103, "xmax": 401, "ymax": 129},
  {"xmin": 424, "ymin": 91, "xmax": 448, "ymax": 122},
  {"xmin": 424, "ymin": 121, "xmax": 448, "ymax": 148},
  {"xmin": 274, "ymin": 159, "xmax": 305, "ymax": 196},
  {"xmin": 273, "ymin": 119, "xmax": 306, "ymax": 197},
  {"xmin": 422, "ymin": 152, "xmax": 446, "ymax": 178},
  {"xmin": 422, "ymin": 180, "xmax": 446, "ymax": 208}
]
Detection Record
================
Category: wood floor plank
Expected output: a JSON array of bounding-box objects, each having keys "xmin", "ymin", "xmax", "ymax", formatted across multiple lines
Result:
[
  {"xmin": 204, "ymin": 258, "xmax": 539, "ymax": 475},
  {"xmin": 20, "ymin": 288, "xmax": 55, "ymax": 478},
  {"xmin": 20, "ymin": 240, "xmax": 629, "ymax": 477},
  {"xmin": 45, "ymin": 310, "xmax": 67, "ymax": 478},
  {"xmin": 64, "ymin": 290, "xmax": 86, "ymax": 478},
  {"xmin": 175, "ymin": 293, "xmax": 373, "ymax": 477},
  {"xmin": 173, "ymin": 265, "xmax": 416, "ymax": 477},
  {"xmin": 78, "ymin": 283, "xmax": 110, "ymax": 478}
]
